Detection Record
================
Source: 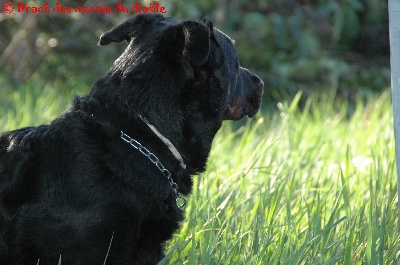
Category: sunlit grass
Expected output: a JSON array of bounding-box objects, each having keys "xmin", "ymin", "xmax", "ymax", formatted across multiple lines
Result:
[
  {"xmin": 0, "ymin": 75, "xmax": 88, "ymax": 130},
  {"xmin": 1, "ymin": 79, "xmax": 398, "ymax": 264},
  {"xmin": 163, "ymin": 90, "xmax": 399, "ymax": 264}
]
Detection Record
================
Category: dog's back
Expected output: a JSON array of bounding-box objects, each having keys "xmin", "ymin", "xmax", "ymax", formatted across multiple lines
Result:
[
  {"xmin": 0, "ymin": 127, "xmax": 40, "ymax": 214},
  {"xmin": 0, "ymin": 127, "xmax": 42, "ymax": 263}
]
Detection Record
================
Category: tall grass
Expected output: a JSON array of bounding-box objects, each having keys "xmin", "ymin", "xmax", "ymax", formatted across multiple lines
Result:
[
  {"xmin": 0, "ymin": 75, "xmax": 88, "ymax": 129},
  {"xmin": 162, "ymin": 91, "xmax": 399, "ymax": 264},
  {"xmin": 1, "ymin": 80, "xmax": 398, "ymax": 264}
]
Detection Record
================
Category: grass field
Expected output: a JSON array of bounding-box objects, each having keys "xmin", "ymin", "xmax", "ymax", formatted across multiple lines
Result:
[{"xmin": 0, "ymin": 78, "xmax": 399, "ymax": 264}]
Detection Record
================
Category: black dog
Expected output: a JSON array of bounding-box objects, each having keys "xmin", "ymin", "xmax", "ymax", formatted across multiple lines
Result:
[{"xmin": 0, "ymin": 14, "xmax": 263, "ymax": 264}]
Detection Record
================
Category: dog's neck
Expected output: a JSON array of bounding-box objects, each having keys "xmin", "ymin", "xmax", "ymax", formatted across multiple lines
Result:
[
  {"xmin": 139, "ymin": 116, "xmax": 186, "ymax": 170},
  {"xmin": 72, "ymin": 100, "xmax": 187, "ymax": 171}
]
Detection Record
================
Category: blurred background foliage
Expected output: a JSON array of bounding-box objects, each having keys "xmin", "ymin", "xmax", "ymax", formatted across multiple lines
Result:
[{"xmin": 0, "ymin": 0, "xmax": 390, "ymax": 107}]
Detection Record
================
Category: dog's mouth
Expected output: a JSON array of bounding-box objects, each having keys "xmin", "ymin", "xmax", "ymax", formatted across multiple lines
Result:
[
  {"xmin": 224, "ymin": 84, "xmax": 263, "ymax": 121},
  {"xmin": 224, "ymin": 96, "xmax": 262, "ymax": 121},
  {"xmin": 245, "ymin": 105, "xmax": 260, "ymax": 118},
  {"xmin": 224, "ymin": 106, "xmax": 245, "ymax": 121},
  {"xmin": 246, "ymin": 93, "xmax": 263, "ymax": 118}
]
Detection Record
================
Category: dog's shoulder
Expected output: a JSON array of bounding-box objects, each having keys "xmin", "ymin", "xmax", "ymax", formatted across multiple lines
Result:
[{"xmin": 0, "ymin": 125, "xmax": 58, "ymax": 190}]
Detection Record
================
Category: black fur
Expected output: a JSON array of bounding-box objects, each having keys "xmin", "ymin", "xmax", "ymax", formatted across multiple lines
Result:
[{"xmin": 0, "ymin": 14, "xmax": 263, "ymax": 264}]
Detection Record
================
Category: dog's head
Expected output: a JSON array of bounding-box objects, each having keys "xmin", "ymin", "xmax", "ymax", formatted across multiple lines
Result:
[{"xmin": 93, "ymin": 14, "xmax": 263, "ymax": 172}]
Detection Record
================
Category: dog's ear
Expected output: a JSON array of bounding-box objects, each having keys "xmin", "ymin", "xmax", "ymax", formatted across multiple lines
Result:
[
  {"xmin": 180, "ymin": 19, "xmax": 213, "ymax": 66},
  {"xmin": 99, "ymin": 14, "xmax": 164, "ymax": 46}
]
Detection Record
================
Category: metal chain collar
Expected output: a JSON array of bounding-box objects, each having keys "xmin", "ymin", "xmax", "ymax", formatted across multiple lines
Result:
[{"xmin": 120, "ymin": 131, "xmax": 187, "ymax": 208}]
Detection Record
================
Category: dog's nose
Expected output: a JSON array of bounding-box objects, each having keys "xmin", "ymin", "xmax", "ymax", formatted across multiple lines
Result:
[
  {"xmin": 251, "ymin": 74, "xmax": 264, "ymax": 91},
  {"xmin": 258, "ymin": 79, "xmax": 264, "ymax": 89}
]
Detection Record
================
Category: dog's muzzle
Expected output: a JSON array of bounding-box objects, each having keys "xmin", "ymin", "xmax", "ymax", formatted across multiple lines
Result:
[{"xmin": 223, "ymin": 69, "xmax": 264, "ymax": 121}]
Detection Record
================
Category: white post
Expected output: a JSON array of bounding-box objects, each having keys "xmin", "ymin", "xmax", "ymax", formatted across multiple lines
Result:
[{"xmin": 389, "ymin": 0, "xmax": 400, "ymax": 211}]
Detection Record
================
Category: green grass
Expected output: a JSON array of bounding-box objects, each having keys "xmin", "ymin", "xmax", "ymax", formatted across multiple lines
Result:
[
  {"xmin": 163, "ymin": 91, "xmax": 399, "ymax": 264},
  {"xmin": 1, "ymin": 80, "xmax": 399, "ymax": 264}
]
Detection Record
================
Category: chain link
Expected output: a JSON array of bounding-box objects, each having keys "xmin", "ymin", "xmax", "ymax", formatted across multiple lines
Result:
[{"xmin": 120, "ymin": 131, "xmax": 186, "ymax": 208}]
